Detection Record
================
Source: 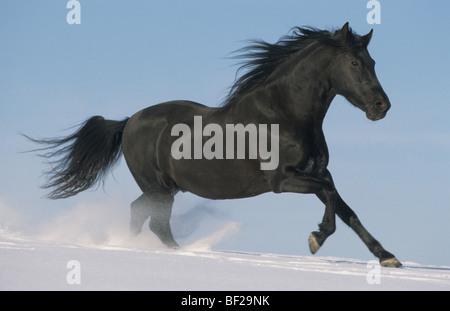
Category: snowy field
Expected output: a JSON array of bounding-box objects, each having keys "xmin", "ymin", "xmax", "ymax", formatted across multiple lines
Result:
[
  {"xmin": 1, "ymin": 231, "xmax": 449, "ymax": 291},
  {"xmin": 1, "ymin": 197, "xmax": 449, "ymax": 292}
]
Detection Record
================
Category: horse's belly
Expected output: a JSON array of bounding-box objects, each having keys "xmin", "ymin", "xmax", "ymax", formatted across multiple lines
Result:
[{"xmin": 171, "ymin": 159, "xmax": 271, "ymax": 199}]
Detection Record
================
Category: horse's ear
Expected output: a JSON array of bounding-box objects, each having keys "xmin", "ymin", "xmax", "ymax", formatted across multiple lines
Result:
[
  {"xmin": 341, "ymin": 22, "xmax": 350, "ymax": 35},
  {"xmin": 336, "ymin": 22, "xmax": 350, "ymax": 40},
  {"xmin": 362, "ymin": 29, "xmax": 373, "ymax": 48}
]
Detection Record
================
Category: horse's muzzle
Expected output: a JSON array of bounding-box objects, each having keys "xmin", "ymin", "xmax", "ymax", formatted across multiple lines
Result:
[{"xmin": 366, "ymin": 100, "xmax": 391, "ymax": 121}]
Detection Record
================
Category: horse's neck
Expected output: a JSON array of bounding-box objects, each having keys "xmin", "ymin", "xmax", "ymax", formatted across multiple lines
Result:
[
  {"xmin": 280, "ymin": 46, "xmax": 336, "ymax": 124},
  {"xmin": 224, "ymin": 45, "xmax": 336, "ymax": 125}
]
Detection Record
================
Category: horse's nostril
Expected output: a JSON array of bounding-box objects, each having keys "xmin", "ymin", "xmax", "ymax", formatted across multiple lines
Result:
[{"xmin": 375, "ymin": 101, "xmax": 386, "ymax": 110}]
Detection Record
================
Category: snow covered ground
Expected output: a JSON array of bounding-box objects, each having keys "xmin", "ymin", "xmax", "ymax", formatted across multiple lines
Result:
[
  {"xmin": 1, "ymin": 197, "xmax": 449, "ymax": 291},
  {"xmin": 1, "ymin": 232, "xmax": 449, "ymax": 291}
]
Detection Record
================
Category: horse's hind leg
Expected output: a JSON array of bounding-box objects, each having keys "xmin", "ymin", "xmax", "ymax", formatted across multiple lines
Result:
[
  {"xmin": 147, "ymin": 191, "xmax": 179, "ymax": 249},
  {"xmin": 130, "ymin": 191, "xmax": 179, "ymax": 249},
  {"xmin": 130, "ymin": 194, "xmax": 152, "ymax": 235}
]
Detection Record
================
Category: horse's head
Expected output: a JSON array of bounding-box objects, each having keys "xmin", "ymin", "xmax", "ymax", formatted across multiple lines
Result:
[{"xmin": 329, "ymin": 23, "xmax": 391, "ymax": 121}]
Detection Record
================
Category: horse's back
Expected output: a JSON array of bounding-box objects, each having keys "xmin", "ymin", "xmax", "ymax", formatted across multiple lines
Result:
[
  {"xmin": 132, "ymin": 100, "xmax": 210, "ymax": 122},
  {"xmin": 123, "ymin": 100, "xmax": 210, "ymax": 142}
]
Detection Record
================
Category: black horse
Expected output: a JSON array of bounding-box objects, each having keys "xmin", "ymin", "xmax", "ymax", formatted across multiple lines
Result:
[{"xmin": 28, "ymin": 23, "xmax": 401, "ymax": 267}]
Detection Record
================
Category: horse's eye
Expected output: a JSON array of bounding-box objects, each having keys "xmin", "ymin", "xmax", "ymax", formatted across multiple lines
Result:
[{"xmin": 351, "ymin": 61, "xmax": 359, "ymax": 67}]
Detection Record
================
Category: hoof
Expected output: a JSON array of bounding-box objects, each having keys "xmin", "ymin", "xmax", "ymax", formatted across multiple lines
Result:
[
  {"xmin": 161, "ymin": 237, "xmax": 180, "ymax": 249},
  {"xmin": 380, "ymin": 257, "xmax": 402, "ymax": 268},
  {"xmin": 308, "ymin": 232, "xmax": 321, "ymax": 254},
  {"xmin": 163, "ymin": 240, "xmax": 180, "ymax": 250},
  {"xmin": 168, "ymin": 243, "xmax": 180, "ymax": 250}
]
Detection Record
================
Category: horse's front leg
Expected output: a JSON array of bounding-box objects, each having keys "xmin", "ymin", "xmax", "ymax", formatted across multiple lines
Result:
[
  {"xmin": 313, "ymin": 170, "xmax": 402, "ymax": 268},
  {"xmin": 308, "ymin": 186, "xmax": 337, "ymax": 255},
  {"xmin": 265, "ymin": 165, "xmax": 337, "ymax": 252}
]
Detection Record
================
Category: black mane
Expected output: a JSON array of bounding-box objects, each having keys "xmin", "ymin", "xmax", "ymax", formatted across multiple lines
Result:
[{"xmin": 223, "ymin": 26, "xmax": 362, "ymax": 107}]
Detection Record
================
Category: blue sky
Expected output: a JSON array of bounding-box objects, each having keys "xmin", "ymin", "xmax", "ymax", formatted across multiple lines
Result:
[{"xmin": 1, "ymin": 1, "xmax": 449, "ymax": 267}]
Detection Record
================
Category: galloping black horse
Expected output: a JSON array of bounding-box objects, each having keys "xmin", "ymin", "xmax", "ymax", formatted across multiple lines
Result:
[{"xmin": 29, "ymin": 23, "xmax": 401, "ymax": 267}]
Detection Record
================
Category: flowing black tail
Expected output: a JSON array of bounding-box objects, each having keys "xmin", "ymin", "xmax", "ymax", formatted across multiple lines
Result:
[{"xmin": 25, "ymin": 116, "xmax": 129, "ymax": 199}]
